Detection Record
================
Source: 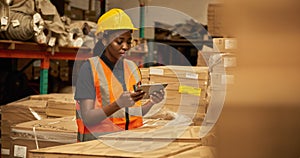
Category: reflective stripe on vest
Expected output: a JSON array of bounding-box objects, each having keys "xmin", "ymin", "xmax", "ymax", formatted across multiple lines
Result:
[{"xmin": 76, "ymin": 57, "xmax": 143, "ymax": 142}]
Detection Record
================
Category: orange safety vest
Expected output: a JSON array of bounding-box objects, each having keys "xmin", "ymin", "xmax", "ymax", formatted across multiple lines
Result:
[{"xmin": 76, "ymin": 57, "xmax": 143, "ymax": 142}]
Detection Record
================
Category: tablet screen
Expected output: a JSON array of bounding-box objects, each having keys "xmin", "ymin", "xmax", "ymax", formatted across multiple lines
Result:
[{"xmin": 134, "ymin": 83, "xmax": 168, "ymax": 99}]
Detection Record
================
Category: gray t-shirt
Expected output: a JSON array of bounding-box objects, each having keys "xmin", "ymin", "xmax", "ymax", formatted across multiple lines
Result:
[{"xmin": 74, "ymin": 55, "xmax": 125, "ymax": 100}]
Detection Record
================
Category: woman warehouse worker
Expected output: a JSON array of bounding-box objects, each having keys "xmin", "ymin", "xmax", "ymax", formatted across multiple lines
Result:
[{"xmin": 74, "ymin": 8, "xmax": 165, "ymax": 142}]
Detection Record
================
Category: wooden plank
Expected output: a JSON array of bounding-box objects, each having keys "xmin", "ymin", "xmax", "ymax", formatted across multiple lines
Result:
[
  {"xmin": 29, "ymin": 140, "xmax": 201, "ymax": 158},
  {"xmin": 170, "ymin": 146, "xmax": 217, "ymax": 158},
  {"xmin": 0, "ymin": 49, "xmax": 91, "ymax": 60},
  {"xmin": 0, "ymin": 40, "xmax": 91, "ymax": 54},
  {"xmin": 99, "ymin": 126, "xmax": 203, "ymax": 143},
  {"xmin": 0, "ymin": 40, "xmax": 49, "ymax": 52}
]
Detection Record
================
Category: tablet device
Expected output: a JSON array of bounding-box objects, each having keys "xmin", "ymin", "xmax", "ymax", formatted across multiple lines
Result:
[{"xmin": 133, "ymin": 83, "xmax": 168, "ymax": 99}]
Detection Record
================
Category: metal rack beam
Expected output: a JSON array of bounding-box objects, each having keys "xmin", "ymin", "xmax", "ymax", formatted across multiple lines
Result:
[{"xmin": 0, "ymin": 40, "xmax": 92, "ymax": 94}]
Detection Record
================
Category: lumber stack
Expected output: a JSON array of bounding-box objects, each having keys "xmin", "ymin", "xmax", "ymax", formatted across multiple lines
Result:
[
  {"xmin": 46, "ymin": 97, "xmax": 76, "ymax": 117},
  {"xmin": 149, "ymin": 66, "xmax": 210, "ymax": 125},
  {"xmin": 140, "ymin": 68, "xmax": 150, "ymax": 84}
]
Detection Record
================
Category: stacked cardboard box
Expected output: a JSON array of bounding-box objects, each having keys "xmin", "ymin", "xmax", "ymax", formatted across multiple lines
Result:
[
  {"xmin": 17, "ymin": 59, "xmax": 71, "ymax": 81},
  {"xmin": 10, "ymin": 116, "xmax": 77, "ymax": 158},
  {"xmin": 213, "ymin": 38, "xmax": 237, "ymax": 53},
  {"xmin": 198, "ymin": 38, "xmax": 237, "ymax": 124},
  {"xmin": 198, "ymin": 39, "xmax": 237, "ymax": 92},
  {"xmin": 140, "ymin": 68, "xmax": 150, "ymax": 84},
  {"xmin": 46, "ymin": 97, "xmax": 76, "ymax": 117},
  {"xmin": 149, "ymin": 66, "xmax": 210, "ymax": 125},
  {"xmin": 209, "ymin": 58, "xmax": 235, "ymax": 90},
  {"xmin": 197, "ymin": 44, "xmax": 215, "ymax": 65},
  {"xmin": 207, "ymin": 3, "xmax": 224, "ymax": 37},
  {"xmin": 29, "ymin": 93, "xmax": 73, "ymax": 101},
  {"xmin": 172, "ymin": 146, "xmax": 216, "ymax": 158},
  {"xmin": 0, "ymin": 93, "xmax": 75, "ymax": 157},
  {"xmin": 30, "ymin": 93, "xmax": 75, "ymax": 118},
  {"xmin": 211, "ymin": 38, "xmax": 237, "ymax": 90},
  {"xmin": 197, "ymin": 50, "xmax": 208, "ymax": 66},
  {"xmin": 1, "ymin": 99, "xmax": 47, "ymax": 157}
]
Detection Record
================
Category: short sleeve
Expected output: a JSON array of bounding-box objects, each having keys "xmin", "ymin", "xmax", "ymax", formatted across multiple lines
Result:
[{"xmin": 74, "ymin": 61, "xmax": 96, "ymax": 100}]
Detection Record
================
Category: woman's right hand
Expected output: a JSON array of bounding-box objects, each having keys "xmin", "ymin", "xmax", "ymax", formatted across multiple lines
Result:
[
  {"xmin": 116, "ymin": 91, "xmax": 145, "ymax": 108},
  {"xmin": 116, "ymin": 91, "xmax": 135, "ymax": 108}
]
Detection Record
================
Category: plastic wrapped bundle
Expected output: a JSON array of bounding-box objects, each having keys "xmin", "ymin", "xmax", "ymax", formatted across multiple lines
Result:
[
  {"xmin": 0, "ymin": 1, "xmax": 10, "ymax": 31},
  {"xmin": 0, "ymin": 11, "xmax": 34, "ymax": 41}
]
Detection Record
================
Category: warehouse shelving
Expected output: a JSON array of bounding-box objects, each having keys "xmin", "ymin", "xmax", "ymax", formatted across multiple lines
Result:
[
  {"xmin": 0, "ymin": 40, "xmax": 92, "ymax": 94},
  {"xmin": 153, "ymin": 39, "xmax": 213, "ymax": 66},
  {"xmin": 155, "ymin": 39, "xmax": 212, "ymax": 48}
]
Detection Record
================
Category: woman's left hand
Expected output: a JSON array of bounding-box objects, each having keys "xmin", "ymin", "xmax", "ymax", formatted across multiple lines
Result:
[
  {"xmin": 130, "ymin": 90, "xmax": 145, "ymax": 102},
  {"xmin": 149, "ymin": 89, "xmax": 165, "ymax": 104}
]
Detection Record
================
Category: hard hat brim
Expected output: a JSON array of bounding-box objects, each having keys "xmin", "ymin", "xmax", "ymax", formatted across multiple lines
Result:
[{"xmin": 95, "ymin": 27, "xmax": 138, "ymax": 36}]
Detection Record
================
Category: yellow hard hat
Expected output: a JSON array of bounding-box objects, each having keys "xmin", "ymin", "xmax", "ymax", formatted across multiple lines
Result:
[{"xmin": 96, "ymin": 8, "xmax": 138, "ymax": 34}]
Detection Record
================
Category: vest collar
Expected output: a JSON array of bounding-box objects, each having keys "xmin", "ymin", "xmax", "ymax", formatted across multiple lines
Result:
[{"xmin": 100, "ymin": 54, "xmax": 124, "ymax": 71}]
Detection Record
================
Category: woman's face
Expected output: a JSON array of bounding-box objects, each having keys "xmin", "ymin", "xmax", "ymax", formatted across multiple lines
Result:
[{"xmin": 104, "ymin": 30, "xmax": 132, "ymax": 64}]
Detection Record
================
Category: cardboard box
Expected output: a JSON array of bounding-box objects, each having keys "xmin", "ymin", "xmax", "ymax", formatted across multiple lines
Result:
[
  {"xmin": 164, "ymin": 104, "xmax": 206, "ymax": 115},
  {"xmin": 213, "ymin": 38, "xmax": 237, "ymax": 53},
  {"xmin": 1, "ymin": 94, "xmax": 75, "ymax": 157},
  {"xmin": 149, "ymin": 66, "xmax": 209, "ymax": 80},
  {"xmin": 197, "ymin": 50, "xmax": 208, "ymax": 66},
  {"xmin": 1, "ymin": 136, "xmax": 12, "ymax": 158},
  {"xmin": 210, "ymin": 72, "xmax": 234, "ymax": 90},
  {"xmin": 28, "ymin": 121, "xmax": 217, "ymax": 157},
  {"xmin": 140, "ymin": 68, "xmax": 150, "ymax": 84},
  {"xmin": 10, "ymin": 116, "xmax": 77, "ymax": 158},
  {"xmin": 140, "ymin": 68, "xmax": 150, "ymax": 78},
  {"xmin": 29, "ymin": 93, "xmax": 74, "ymax": 100},
  {"xmin": 29, "ymin": 140, "xmax": 201, "ymax": 158},
  {"xmin": 99, "ymin": 125, "xmax": 215, "ymax": 143},
  {"xmin": 172, "ymin": 146, "xmax": 217, "ymax": 158},
  {"xmin": 146, "ymin": 108, "xmax": 206, "ymax": 126},
  {"xmin": 1, "ymin": 99, "xmax": 48, "ymax": 144},
  {"xmin": 223, "ymin": 55, "xmax": 237, "ymax": 68},
  {"xmin": 149, "ymin": 66, "xmax": 209, "ymax": 98},
  {"xmin": 1, "ymin": 120, "xmax": 10, "ymax": 135},
  {"xmin": 11, "ymin": 139, "xmax": 65, "ymax": 158},
  {"xmin": 166, "ymin": 89, "xmax": 207, "ymax": 100},
  {"xmin": 207, "ymin": 3, "xmax": 226, "ymax": 37},
  {"xmin": 2, "ymin": 99, "xmax": 48, "ymax": 120},
  {"xmin": 46, "ymin": 97, "xmax": 76, "ymax": 117},
  {"xmin": 147, "ymin": 66, "xmax": 210, "ymax": 126},
  {"xmin": 11, "ymin": 117, "xmax": 77, "ymax": 140},
  {"xmin": 150, "ymin": 75, "xmax": 208, "ymax": 91},
  {"xmin": 141, "ymin": 78, "xmax": 150, "ymax": 84}
]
